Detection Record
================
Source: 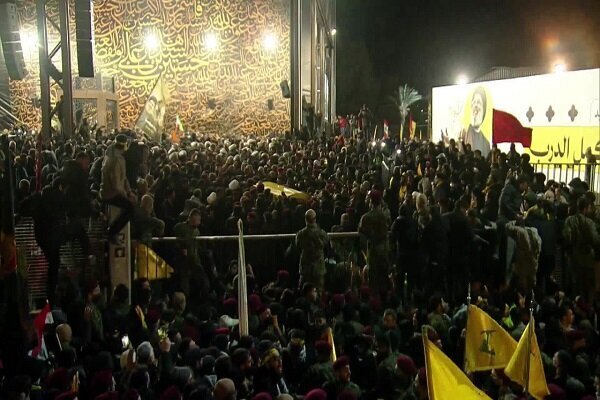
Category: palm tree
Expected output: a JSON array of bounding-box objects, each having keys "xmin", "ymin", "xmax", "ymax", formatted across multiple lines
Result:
[{"xmin": 391, "ymin": 84, "xmax": 422, "ymax": 140}]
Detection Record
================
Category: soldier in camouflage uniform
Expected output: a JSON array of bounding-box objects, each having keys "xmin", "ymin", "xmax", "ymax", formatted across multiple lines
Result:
[
  {"xmin": 302, "ymin": 340, "xmax": 335, "ymax": 393},
  {"xmin": 563, "ymin": 197, "xmax": 600, "ymax": 302},
  {"xmin": 359, "ymin": 190, "xmax": 391, "ymax": 293},
  {"xmin": 295, "ymin": 209, "xmax": 328, "ymax": 290}
]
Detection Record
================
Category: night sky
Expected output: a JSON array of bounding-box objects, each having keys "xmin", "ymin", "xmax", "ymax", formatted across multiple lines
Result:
[{"xmin": 335, "ymin": 0, "xmax": 600, "ymax": 121}]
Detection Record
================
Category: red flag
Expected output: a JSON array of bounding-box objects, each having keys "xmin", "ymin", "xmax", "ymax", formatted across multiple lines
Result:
[
  {"xmin": 492, "ymin": 109, "xmax": 533, "ymax": 147},
  {"xmin": 32, "ymin": 303, "xmax": 51, "ymax": 357}
]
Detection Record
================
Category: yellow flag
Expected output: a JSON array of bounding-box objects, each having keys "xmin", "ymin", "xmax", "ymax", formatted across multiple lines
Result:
[
  {"xmin": 423, "ymin": 331, "xmax": 491, "ymax": 400},
  {"xmin": 136, "ymin": 243, "xmax": 174, "ymax": 280},
  {"xmin": 410, "ymin": 120, "xmax": 417, "ymax": 139},
  {"xmin": 327, "ymin": 327, "xmax": 337, "ymax": 362},
  {"xmin": 504, "ymin": 317, "xmax": 550, "ymax": 400},
  {"xmin": 465, "ymin": 305, "xmax": 518, "ymax": 373}
]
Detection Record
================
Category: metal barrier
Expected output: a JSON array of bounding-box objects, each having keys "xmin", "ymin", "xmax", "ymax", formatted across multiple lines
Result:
[
  {"xmin": 15, "ymin": 217, "xmax": 107, "ymax": 308},
  {"xmin": 533, "ymin": 162, "xmax": 599, "ymax": 194}
]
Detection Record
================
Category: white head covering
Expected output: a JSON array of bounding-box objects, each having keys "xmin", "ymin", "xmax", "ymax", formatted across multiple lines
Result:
[
  {"xmin": 229, "ymin": 179, "xmax": 240, "ymax": 191},
  {"xmin": 207, "ymin": 192, "xmax": 217, "ymax": 205}
]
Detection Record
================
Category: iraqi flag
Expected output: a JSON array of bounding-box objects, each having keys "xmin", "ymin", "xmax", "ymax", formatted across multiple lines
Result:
[{"xmin": 492, "ymin": 109, "xmax": 533, "ymax": 147}]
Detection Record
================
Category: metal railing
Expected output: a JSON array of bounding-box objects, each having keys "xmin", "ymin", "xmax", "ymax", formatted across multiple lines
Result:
[
  {"xmin": 15, "ymin": 217, "xmax": 107, "ymax": 308},
  {"xmin": 533, "ymin": 162, "xmax": 599, "ymax": 194},
  {"xmin": 145, "ymin": 232, "xmax": 361, "ymax": 287}
]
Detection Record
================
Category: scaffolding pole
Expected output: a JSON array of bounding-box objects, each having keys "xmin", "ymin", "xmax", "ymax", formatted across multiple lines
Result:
[{"xmin": 36, "ymin": 0, "xmax": 74, "ymax": 141}]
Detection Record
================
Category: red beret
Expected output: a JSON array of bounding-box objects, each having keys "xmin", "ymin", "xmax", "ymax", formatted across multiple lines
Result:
[
  {"xmin": 214, "ymin": 327, "xmax": 230, "ymax": 335},
  {"xmin": 55, "ymin": 392, "xmax": 78, "ymax": 400},
  {"xmin": 345, "ymin": 291, "xmax": 359, "ymax": 306},
  {"xmin": 95, "ymin": 392, "xmax": 119, "ymax": 400},
  {"xmin": 333, "ymin": 356, "xmax": 350, "ymax": 371},
  {"xmin": 332, "ymin": 293, "xmax": 346, "ymax": 307},
  {"xmin": 248, "ymin": 294, "xmax": 262, "ymax": 313},
  {"xmin": 223, "ymin": 297, "xmax": 238, "ymax": 307},
  {"xmin": 277, "ymin": 270, "xmax": 290, "ymax": 279},
  {"xmin": 90, "ymin": 370, "xmax": 114, "ymax": 397},
  {"xmin": 305, "ymin": 389, "xmax": 327, "ymax": 400},
  {"xmin": 396, "ymin": 355, "xmax": 417, "ymax": 376},
  {"xmin": 369, "ymin": 297, "xmax": 383, "ymax": 313},
  {"xmin": 369, "ymin": 190, "xmax": 382, "ymax": 205},
  {"xmin": 251, "ymin": 392, "xmax": 272, "ymax": 400},
  {"xmin": 546, "ymin": 383, "xmax": 566, "ymax": 400},
  {"xmin": 46, "ymin": 368, "xmax": 69, "ymax": 391},
  {"xmin": 159, "ymin": 385, "xmax": 182, "ymax": 400}
]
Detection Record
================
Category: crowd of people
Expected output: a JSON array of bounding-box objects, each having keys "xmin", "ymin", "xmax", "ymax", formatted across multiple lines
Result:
[{"xmin": 0, "ymin": 120, "xmax": 599, "ymax": 400}]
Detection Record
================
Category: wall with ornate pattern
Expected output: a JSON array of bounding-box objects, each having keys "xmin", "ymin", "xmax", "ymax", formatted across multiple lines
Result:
[{"xmin": 10, "ymin": 0, "xmax": 291, "ymax": 136}]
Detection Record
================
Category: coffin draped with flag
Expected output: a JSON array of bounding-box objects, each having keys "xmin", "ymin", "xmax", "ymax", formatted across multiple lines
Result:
[{"xmin": 136, "ymin": 243, "xmax": 173, "ymax": 280}]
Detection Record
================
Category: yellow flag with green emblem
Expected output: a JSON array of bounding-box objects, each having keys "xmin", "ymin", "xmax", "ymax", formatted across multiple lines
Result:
[
  {"xmin": 504, "ymin": 316, "xmax": 550, "ymax": 400},
  {"xmin": 423, "ymin": 330, "xmax": 491, "ymax": 400},
  {"xmin": 465, "ymin": 304, "xmax": 518, "ymax": 373}
]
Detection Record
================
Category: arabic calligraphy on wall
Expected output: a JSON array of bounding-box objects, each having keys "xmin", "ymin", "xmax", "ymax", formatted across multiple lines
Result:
[{"xmin": 10, "ymin": 0, "xmax": 291, "ymax": 136}]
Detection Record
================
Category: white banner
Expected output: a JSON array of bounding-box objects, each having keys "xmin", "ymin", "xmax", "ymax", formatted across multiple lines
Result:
[{"xmin": 432, "ymin": 69, "xmax": 600, "ymax": 160}]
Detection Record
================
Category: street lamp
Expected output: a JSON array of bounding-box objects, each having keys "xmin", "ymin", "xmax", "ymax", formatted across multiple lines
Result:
[
  {"xmin": 455, "ymin": 74, "xmax": 469, "ymax": 85},
  {"xmin": 553, "ymin": 62, "xmax": 567, "ymax": 73}
]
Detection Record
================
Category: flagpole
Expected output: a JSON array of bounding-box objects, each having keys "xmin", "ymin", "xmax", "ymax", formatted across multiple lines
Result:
[
  {"xmin": 421, "ymin": 326, "xmax": 434, "ymax": 400},
  {"xmin": 463, "ymin": 282, "xmax": 471, "ymax": 371},
  {"xmin": 524, "ymin": 290, "xmax": 535, "ymax": 395},
  {"xmin": 237, "ymin": 219, "xmax": 249, "ymax": 337}
]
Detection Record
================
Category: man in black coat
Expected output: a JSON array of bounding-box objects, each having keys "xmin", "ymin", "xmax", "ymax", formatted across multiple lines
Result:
[
  {"xmin": 443, "ymin": 195, "xmax": 474, "ymax": 302},
  {"xmin": 62, "ymin": 152, "xmax": 93, "ymax": 219}
]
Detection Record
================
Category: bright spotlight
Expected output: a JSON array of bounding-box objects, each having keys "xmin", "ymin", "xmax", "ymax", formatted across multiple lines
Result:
[
  {"xmin": 553, "ymin": 62, "xmax": 567, "ymax": 73},
  {"xmin": 371, "ymin": 140, "xmax": 377, "ymax": 147},
  {"xmin": 20, "ymin": 30, "xmax": 38, "ymax": 54},
  {"xmin": 331, "ymin": 28, "xmax": 337, "ymax": 36},
  {"xmin": 455, "ymin": 74, "xmax": 469, "ymax": 85},
  {"xmin": 144, "ymin": 31, "xmax": 160, "ymax": 52},
  {"xmin": 262, "ymin": 32, "xmax": 278, "ymax": 51},
  {"xmin": 204, "ymin": 32, "xmax": 219, "ymax": 51},
  {"xmin": 380, "ymin": 142, "xmax": 386, "ymax": 148},
  {"xmin": 396, "ymin": 149, "xmax": 401, "ymax": 155}
]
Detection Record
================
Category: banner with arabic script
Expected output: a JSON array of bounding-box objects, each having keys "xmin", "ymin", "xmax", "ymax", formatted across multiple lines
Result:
[
  {"xmin": 8, "ymin": 0, "xmax": 291, "ymax": 136},
  {"xmin": 432, "ymin": 68, "xmax": 600, "ymax": 164}
]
